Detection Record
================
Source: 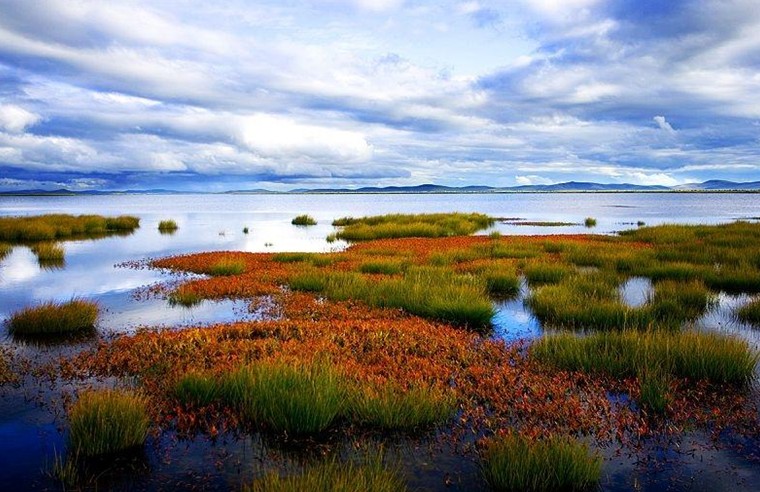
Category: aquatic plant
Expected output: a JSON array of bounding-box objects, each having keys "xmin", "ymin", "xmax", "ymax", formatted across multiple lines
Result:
[
  {"xmin": 245, "ymin": 451, "xmax": 405, "ymax": 492},
  {"xmin": 292, "ymin": 214, "xmax": 317, "ymax": 226},
  {"xmin": 7, "ymin": 299, "xmax": 98, "ymax": 336},
  {"xmin": 584, "ymin": 217, "xmax": 597, "ymax": 228},
  {"xmin": 0, "ymin": 214, "xmax": 139, "ymax": 242},
  {"xmin": 523, "ymin": 263, "xmax": 573, "ymax": 285},
  {"xmin": 209, "ymin": 258, "xmax": 246, "ymax": 276},
  {"xmin": 68, "ymin": 389, "xmax": 150, "ymax": 456},
  {"xmin": 174, "ymin": 372, "xmax": 219, "ymax": 407},
  {"xmin": 0, "ymin": 242, "xmax": 11, "ymax": 261},
  {"xmin": 480, "ymin": 433, "xmax": 602, "ymax": 492},
  {"xmin": 349, "ymin": 383, "xmax": 456, "ymax": 431},
  {"xmin": 532, "ymin": 330, "xmax": 758, "ymax": 386},
  {"xmin": 243, "ymin": 227, "xmax": 249, "ymax": 234},
  {"xmin": 331, "ymin": 212, "xmax": 494, "ymax": 241},
  {"xmin": 359, "ymin": 260, "xmax": 407, "ymax": 275},
  {"xmin": 158, "ymin": 219, "xmax": 178, "ymax": 232},
  {"xmin": 737, "ymin": 297, "xmax": 760, "ymax": 324},
  {"xmin": 30, "ymin": 242, "xmax": 65, "ymax": 268},
  {"xmin": 168, "ymin": 287, "xmax": 202, "ymax": 307},
  {"xmin": 229, "ymin": 360, "xmax": 346, "ymax": 434}
]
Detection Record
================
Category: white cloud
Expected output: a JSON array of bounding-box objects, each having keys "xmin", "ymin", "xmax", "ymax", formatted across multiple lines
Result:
[
  {"xmin": 515, "ymin": 175, "xmax": 553, "ymax": 185},
  {"xmin": 653, "ymin": 115, "xmax": 675, "ymax": 133},
  {"xmin": 238, "ymin": 114, "xmax": 373, "ymax": 162},
  {"xmin": 0, "ymin": 104, "xmax": 41, "ymax": 133}
]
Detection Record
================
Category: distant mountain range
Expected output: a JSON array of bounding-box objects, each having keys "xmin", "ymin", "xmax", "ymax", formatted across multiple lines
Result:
[{"xmin": 3, "ymin": 180, "xmax": 760, "ymax": 195}]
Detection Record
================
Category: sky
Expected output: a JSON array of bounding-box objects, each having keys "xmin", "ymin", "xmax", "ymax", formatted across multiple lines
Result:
[{"xmin": 0, "ymin": 0, "xmax": 759, "ymax": 192}]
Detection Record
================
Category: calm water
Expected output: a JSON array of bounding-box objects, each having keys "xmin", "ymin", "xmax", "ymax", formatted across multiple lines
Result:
[{"xmin": 2, "ymin": 192, "xmax": 760, "ymax": 491}]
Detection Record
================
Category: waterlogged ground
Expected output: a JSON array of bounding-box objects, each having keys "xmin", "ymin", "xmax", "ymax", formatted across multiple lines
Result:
[{"xmin": 2, "ymin": 193, "xmax": 760, "ymax": 490}]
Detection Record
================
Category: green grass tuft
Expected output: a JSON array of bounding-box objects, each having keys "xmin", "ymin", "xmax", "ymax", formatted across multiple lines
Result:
[
  {"xmin": 245, "ymin": 451, "xmax": 406, "ymax": 492},
  {"xmin": 174, "ymin": 372, "xmax": 219, "ymax": 407},
  {"xmin": 524, "ymin": 263, "xmax": 572, "ymax": 286},
  {"xmin": 68, "ymin": 389, "xmax": 150, "ymax": 456},
  {"xmin": 168, "ymin": 288, "xmax": 202, "ymax": 307},
  {"xmin": 584, "ymin": 217, "xmax": 597, "ymax": 228},
  {"xmin": 737, "ymin": 297, "xmax": 760, "ymax": 324},
  {"xmin": 0, "ymin": 214, "xmax": 139, "ymax": 242},
  {"xmin": 158, "ymin": 219, "xmax": 178, "ymax": 232},
  {"xmin": 532, "ymin": 330, "xmax": 758, "ymax": 386},
  {"xmin": 359, "ymin": 260, "xmax": 407, "ymax": 275},
  {"xmin": 30, "ymin": 242, "xmax": 65, "ymax": 268},
  {"xmin": 8, "ymin": 299, "xmax": 98, "ymax": 336},
  {"xmin": 350, "ymin": 383, "xmax": 456, "ymax": 431},
  {"xmin": 331, "ymin": 213, "xmax": 494, "ymax": 241},
  {"xmin": 292, "ymin": 214, "xmax": 317, "ymax": 226},
  {"xmin": 226, "ymin": 360, "xmax": 346, "ymax": 434},
  {"xmin": 209, "ymin": 258, "xmax": 246, "ymax": 276},
  {"xmin": 481, "ymin": 433, "xmax": 602, "ymax": 492}
]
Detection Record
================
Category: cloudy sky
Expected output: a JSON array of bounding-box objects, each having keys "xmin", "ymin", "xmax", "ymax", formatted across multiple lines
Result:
[{"xmin": 0, "ymin": 0, "xmax": 759, "ymax": 191}]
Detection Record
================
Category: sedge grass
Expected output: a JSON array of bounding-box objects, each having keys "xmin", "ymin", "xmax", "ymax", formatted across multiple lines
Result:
[
  {"xmin": 331, "ymin": 212, "xmax": 493, "ymax": 241},
  {"xmin": 359, "ymin": 260, "xmax": 407, "ymax": 275},
  {"xmin": 524, "ymin": 263, "xmax": 572, "ymax": 286},
  {"xmin": 68, "ymin": 390, "xmax": 150, "ymax": 456},
  {"xmin": 481, "ymin": 433, "xmax": 602, "ymax": 492},
  {"xmin": 174, "ymin": 372, "xmax": 220, "ymax": 407},
  {"xmin": 158, "ymin": 219, "xmax": 178, "ymax": 233},
  {"xmin": 290, "ymin": 267, "xmax": 495, "ymax": 329},
  {"xmin": 584, "ymin": 217, "xmax": 597, "ymax": 228},
  {"xmin": 737, "ymin": 297, "xmax": 760, "ymax": 325},
  {"xmin": 0, "ymin": 242, "xmax": 11, "ymax": 261},
  {"xmin": 350, "ymin": 383, "xmax": 456, "ymax": 431},
  {"xmin": 245, "ymin": 452, "xmax": 405, "ymax": 492},
  {"xmin": 227, "ymin": 360, "xmax": 346, "ymax": 434},
  {"xmin": 7, "ymin": 299, "xmax": 98, "ymax": 336},
  {"xmin": 209, "ymin": 258, "xmax": 246, "ymax": 276},
  {"xmin": 532, "ymin": 330, "xmax": 758, "ymax": 386},
  {"xmin": 0, "ymin": 214, "xmax": 139, "ymax": 242},
  {"xmin": 30, "ymin": 242, "xmax": 65, "ymax": 268},
  {"xmin": 292, "ymin": 214, "xmax": 317, "ymax": 226},
  {"xmin": 484, "ymin": 271, "xmax": 521, "ymax": 297},
  {"xmin": 168, "ymin": 288, "xmax": 202, "ymax": 307},
  {"xmin": 638, "ymin": 366, "xmax": 671, "ymax": 414}
]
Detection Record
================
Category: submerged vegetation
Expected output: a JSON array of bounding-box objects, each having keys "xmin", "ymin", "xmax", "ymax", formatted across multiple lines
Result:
[
  {"xmin": 7, "ymin": 299, "xmax": 98, "ymax": 336},
  {"xmin": 0, "ymin": 214, "xmax": 139, "ymax": 242}
]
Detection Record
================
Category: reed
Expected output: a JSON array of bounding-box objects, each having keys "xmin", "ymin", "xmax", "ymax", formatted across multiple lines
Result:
[
  {"xmin": 481, "ymin": 433, "xmax": 601, "ymax": 492},
  {"xmin": 68, "ymin": 389, "xmax": 150, "ymax": 456},
  {"xmin": 350, "ymin": 383, "xmax": 456, "ymax": 431},
  {"xmin": 7, "ymin": 299, "xmax": 98, "ymax": 336},
  {"xmin": 292, "ymin": 214, "xmax": 317, "ymax": 226}
]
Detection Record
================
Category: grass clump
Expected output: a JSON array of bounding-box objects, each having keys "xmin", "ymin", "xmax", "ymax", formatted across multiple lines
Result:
[
  {"xmin": 0, "ymin": 214, "xmax": 139, "ymax": 242},
  {"xmin": 290, "ymin": 267, "xmax": 495, "ymax": 329},
  {"xmin": 359, "ymin": 260, "xmax": 406, "ymax": 275},
  {"xmin": 227, "ymin": 360, "xmax": 346, "ymax": 434},
  {"xmin": 0, "ymin": 242, "xmax": 11, "ymax": 261},
  {"xmin": 209, "ymin": 258, "xmax": 246, "ymax": 276},
  {"xmin": 532, "ymin": 330, "xmax": 758, "ymax": 386},
  {"xmin": 638, "ymin": 367, "xmax": 671, "ymax": 414},
  {"xmin": 68, "ymin": 389, "xmax": 150, "ymax": 456},
  {"xmin": 168, "ymin": 288, "xmax": 202, "ymax": 307},
  {"xmin": 245, "ymin": 452, "xmax": 405, "ymax": 492},
  {"xmin": 524, "ymin": 263, "xmax": 572, "ymax": 286},
  {"xmin": 350, "ymin": 383, "xmax": 456, "ymax": 431},
  {"xmin": 481, "ymin": 433, "xmax": 601, "ymax": 492},
  {"xmin": 331, "ymin": 213, "xmax": 494, "ymax": 241},
  {"xmin": 292, "ymin": 214, "xmax": 317, "ymax": 226},
  {"xmin": 584, "ymin": 217, "xmax": 597, "ymax": 228},
  {"xmin": 7, "ymin": 299, "xmax": 98, "ymax": 336},
  {"xmin": 174, "ymin": 372, "xmax": 219, "ymax": 407},
  {"xmin": 30, "ymin": 242, "xmax": 65, "ymax": 268},
  {"xmin": 737, "ymin": 297, "xmax": 760, "ymax": 324},
  {"xmin": 484, "ymin": 271, "xmax": 521, "ymax": 297},
  {"xmin": 158, "ymin": 219, "xmax": 178, "ymax": 233}
]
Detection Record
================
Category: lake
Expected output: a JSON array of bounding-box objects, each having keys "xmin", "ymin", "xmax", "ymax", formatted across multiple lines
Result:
[{"xmin": 2, "ymin": 192, "xmax": 760, "ymax": 491}]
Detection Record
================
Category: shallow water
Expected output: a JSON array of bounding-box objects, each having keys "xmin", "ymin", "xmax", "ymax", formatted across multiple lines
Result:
[{"xmin": 3, "ymin": 192, "xmax": 760, "ymax": 490}]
